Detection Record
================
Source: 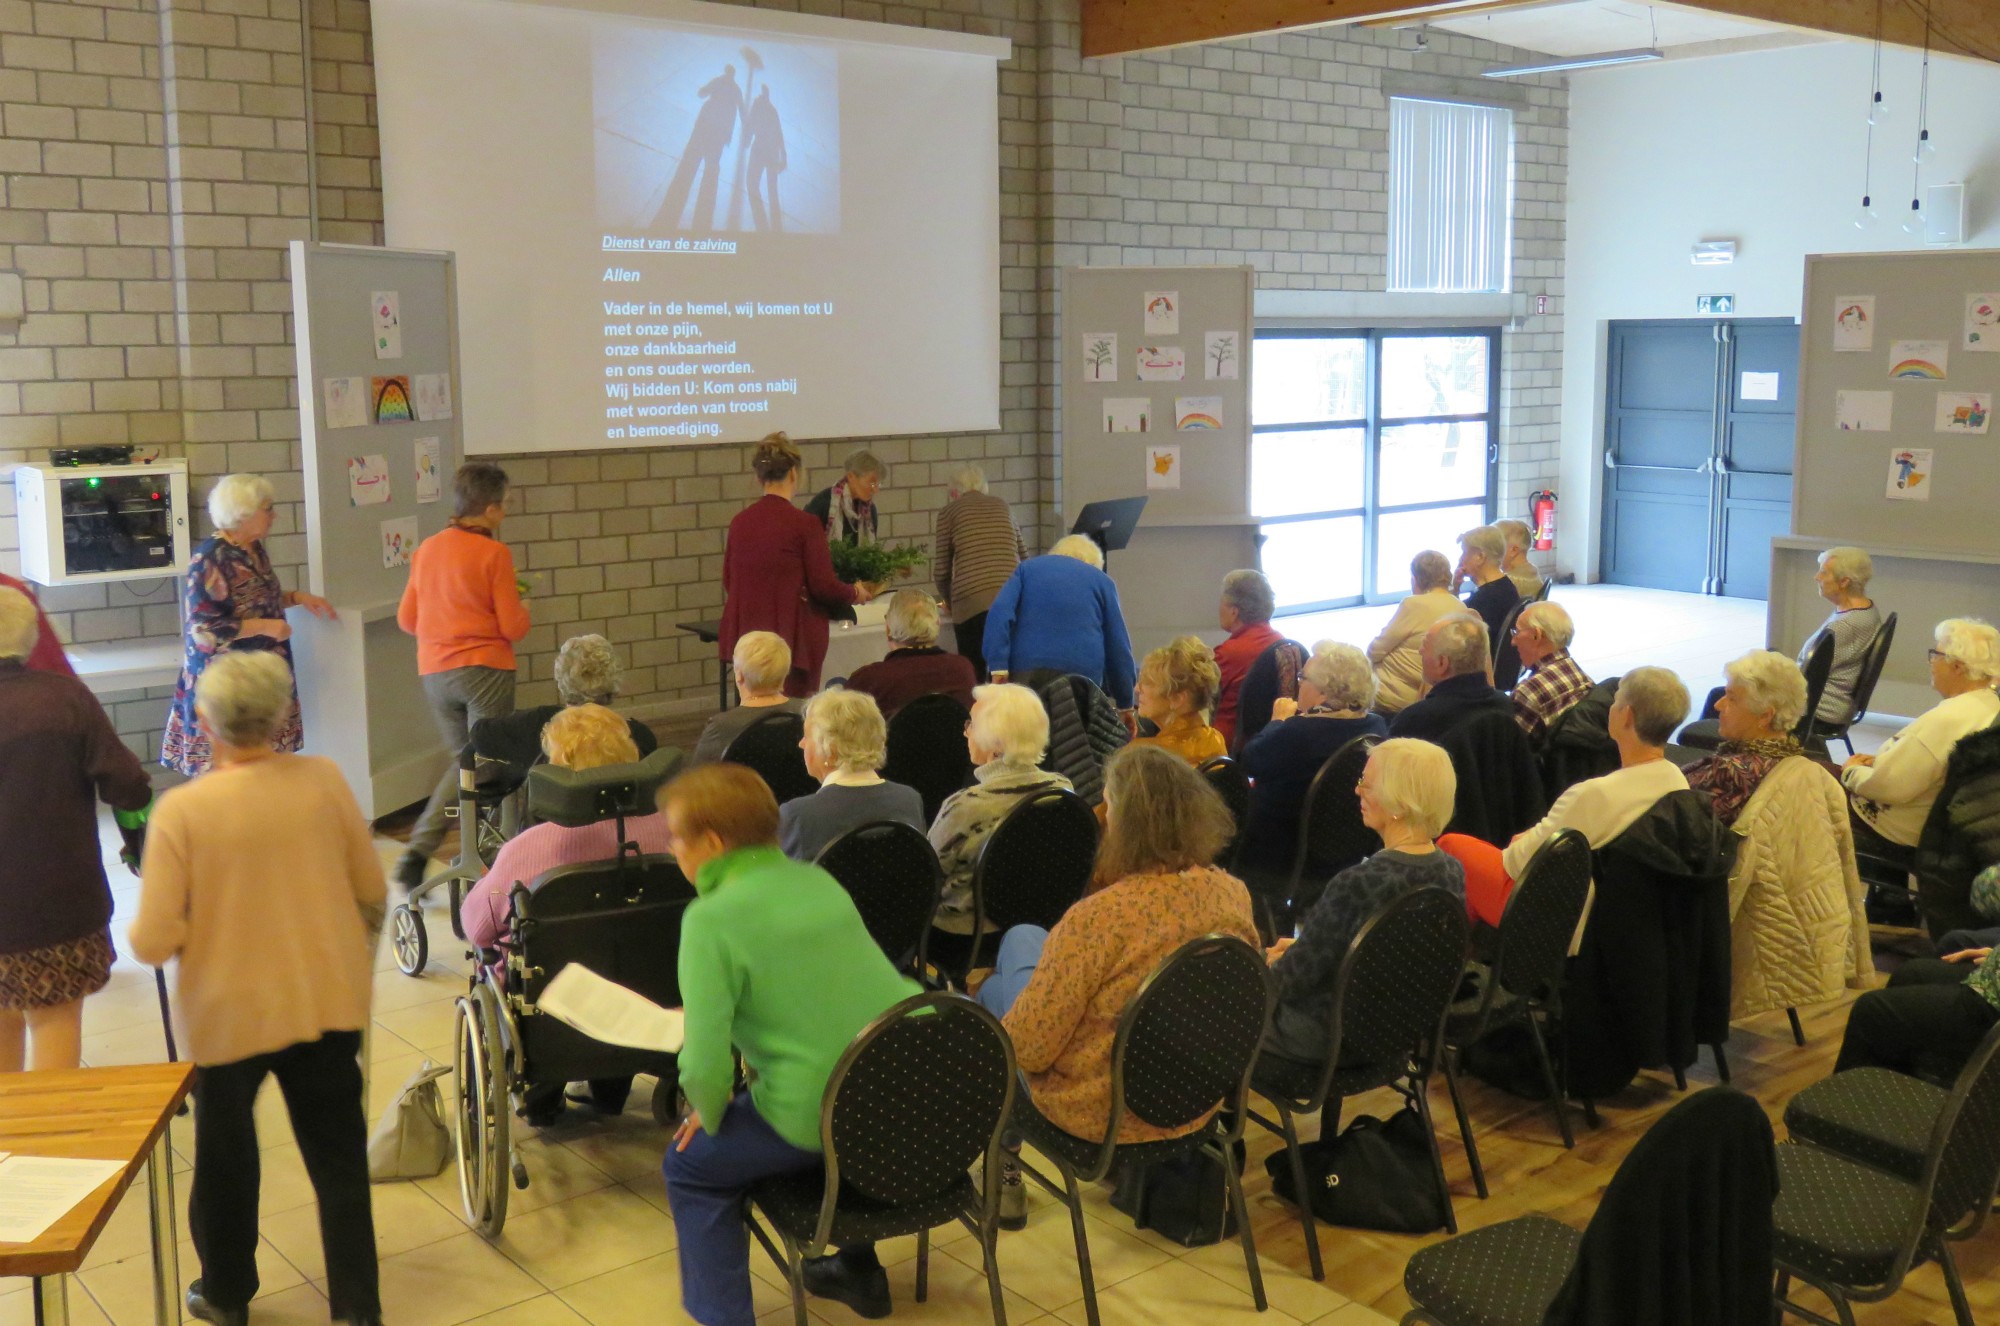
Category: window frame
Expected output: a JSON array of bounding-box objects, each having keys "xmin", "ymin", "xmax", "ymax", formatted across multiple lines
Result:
[
  {"xmin": 1252, "ymin": 326, "xmax": 1502, "ymax": 613},
  {"xmin": 1386, "ymin": 95, "xmax": 1517, "ymax": 296}
]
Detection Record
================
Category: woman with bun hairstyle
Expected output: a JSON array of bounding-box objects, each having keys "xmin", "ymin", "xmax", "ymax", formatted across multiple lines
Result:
[{"xmin": 719, "ymin": 434, "xmax": 882, "ymax": 697}]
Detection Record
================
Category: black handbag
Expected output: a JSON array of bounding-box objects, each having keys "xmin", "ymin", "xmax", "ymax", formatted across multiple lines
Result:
[
  {"xmin": 1264, "ymin": 1107, "xmax": 1447, "ymax": 1234},
  {"xmin": 1108, "ymin": 1140, "xmax": 1244, "ymax": 1247}
]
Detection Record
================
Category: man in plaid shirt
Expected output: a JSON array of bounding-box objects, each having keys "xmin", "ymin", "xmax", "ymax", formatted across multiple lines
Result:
[{"xmin": 1511, "ymin": 601, "xmax": 1593, "ymax": 740}]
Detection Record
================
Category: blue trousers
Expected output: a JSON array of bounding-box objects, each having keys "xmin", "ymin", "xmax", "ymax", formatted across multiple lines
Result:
[
  {"xmin": 976, "ymin": 925, "xmax": 1048, "ymax": 1018},
  {"xmin": 663, "ymin": 1093, "xmax": 820, "ymax": 1326}
]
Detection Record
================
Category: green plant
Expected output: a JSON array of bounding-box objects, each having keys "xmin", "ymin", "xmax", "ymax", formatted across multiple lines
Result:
[{"xmin": 831, "ymin": 541, "xmax": 928, "ymax": 585}]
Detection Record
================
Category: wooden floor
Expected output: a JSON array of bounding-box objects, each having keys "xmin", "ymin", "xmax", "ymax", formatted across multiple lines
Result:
[{"xmin": 1224, "ymin": 984, "xmax": 2000, "ymax": 1323}]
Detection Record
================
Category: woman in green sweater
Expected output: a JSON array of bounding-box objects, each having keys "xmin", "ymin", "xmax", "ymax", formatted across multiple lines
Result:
[{"xmin": 661, "ymin": 763, "xmax": 918, "ymax": 1326}]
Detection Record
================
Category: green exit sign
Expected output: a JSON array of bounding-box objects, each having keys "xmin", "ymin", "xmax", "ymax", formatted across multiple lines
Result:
[{"xmin": 1698, "ymin": 294, "xmax": 1736, "ymax": 315}]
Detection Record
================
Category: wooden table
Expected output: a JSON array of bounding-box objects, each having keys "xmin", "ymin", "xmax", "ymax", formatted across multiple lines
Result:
[{"xmin": 0, "ymin": 1063, "xmax": 194, "ymax": 1326}]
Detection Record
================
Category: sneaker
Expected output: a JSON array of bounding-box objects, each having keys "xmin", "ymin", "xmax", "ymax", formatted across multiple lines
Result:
[
  {"xmin": 998, "ymin": 1165, "xmax": 1028, "ymax": 1231},
  {"xmin": 394, "ymin": 854, "xmax": 428, "ymax": 895},
  {"xmin": 186, "ymin": 1282, "xmax": 248, "ymax": 1326},
  {"xmin": 800, "ymin": 1253, "xmax": 892, "ymax": 1319}
]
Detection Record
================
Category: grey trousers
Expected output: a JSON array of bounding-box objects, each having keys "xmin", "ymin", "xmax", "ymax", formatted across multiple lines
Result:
[{"xmin": 405, "ymin": 665, "xmax": 517, "ymax": 861}]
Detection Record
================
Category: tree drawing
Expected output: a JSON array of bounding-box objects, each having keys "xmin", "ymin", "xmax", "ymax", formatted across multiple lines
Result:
[
  {"xmin": 1085, "ymin": 336, "xmax": 1115, "ymax": 380},
  {"xmin": 1208, "ymin": 333, "xmax": 1236, "ymax": 378}
]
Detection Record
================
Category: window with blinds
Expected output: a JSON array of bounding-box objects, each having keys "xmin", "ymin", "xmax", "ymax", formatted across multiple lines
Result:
[{"xmin": 1387, "ymin": 97, "xmax": 1515, "ymax": 294}]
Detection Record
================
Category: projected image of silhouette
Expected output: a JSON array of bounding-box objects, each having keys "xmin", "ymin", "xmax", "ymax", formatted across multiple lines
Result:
[{"xmin": 594, "ymin": 31, "xmax": 838, "ymax": 235}]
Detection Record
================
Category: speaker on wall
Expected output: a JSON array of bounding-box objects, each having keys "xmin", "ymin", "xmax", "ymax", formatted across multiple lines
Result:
[{"xmin": 1925, "ymin": 182, "xmax": 1967, "ymax": 245}]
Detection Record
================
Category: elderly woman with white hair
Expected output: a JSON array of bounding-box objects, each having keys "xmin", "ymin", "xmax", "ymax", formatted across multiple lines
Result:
[
  {"xmin": 132, "ymin": 650, "xmax": 383, "ymax": 1326},
  {"xmin": 844, "ymin": 589, "xmax": 977, "ymax": 718},
  {"xmin": 1683, "ymin": 651, "xmax": 1810, "ymax": 827},
  {"xmin": 1263, "ymin": 738, "xmax": 1464, "ymax": 1069},
  {"xmin": 1213, "ymin": 569, "xmax": 1283, "ymax": 746},
  {"xmin": 1843, "ymin": 618, "xmax": 2000, "ymax": 858},
  {"xmin": 0, "ymin": 586, "xmax": 151, "ymax": 1072},
  {"xmin": 1806, "ymin": 546, "xmax": 1883, "ymax": 727},
  {"xmin": 1455, "ymin": 524, "xmax": 1522, "ymax": 641},
  {"xmin": 928, "ymin": 684, "xmax": 1074, "ymax": 944},
  {"xmin": 982, "ymin": 535, "xmax": 1137, "ymax": 707},
  {"xmin": 162, "ymin": 473, "xmax": 335, "ymax": 774},
  {"xmin": 1511, "ymin": 600, "xmax": 1593, "ymax": 741},
  {"xmin": 778, "ymin": 688, "xmax": 925, "ymax": 862},
  {"xmin": 1368, "ymin": 551, "xmax": 1465, "ymax": 714},
  {"xmin": 1237, "ymin": 641, "xmax": 1389, "ymax": 888},
  {"xmin": 692, "ymin": 631, "xmax": 806, "ymax": 765},
  {"xmin": 468, "ymin": 634, "xmax": 659, "ymax": 791},
  {"xmin": 933, "ymin": 463, "xmax": 1024, "ymax": 681}
]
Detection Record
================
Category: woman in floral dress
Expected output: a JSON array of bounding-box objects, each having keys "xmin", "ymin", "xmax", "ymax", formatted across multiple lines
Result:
[{"xmin": 162, "ymin": 474, "xmax": 335, "ymax": 775}]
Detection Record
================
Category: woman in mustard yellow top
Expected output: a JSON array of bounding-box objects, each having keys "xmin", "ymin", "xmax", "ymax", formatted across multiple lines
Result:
[{"xmin": 1131, "ymin": 635, "xmax": 1226, "ymax": 764}]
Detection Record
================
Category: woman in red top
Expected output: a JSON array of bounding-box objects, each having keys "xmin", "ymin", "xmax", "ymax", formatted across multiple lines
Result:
[{"xmin": 720, "ymin": 435, "xmax": 879, "ymax": 697}]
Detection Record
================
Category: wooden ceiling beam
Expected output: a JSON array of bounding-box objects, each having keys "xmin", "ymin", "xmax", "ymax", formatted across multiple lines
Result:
[{"xmin": 1080, "ymin": 0, "xmax": 2000, "ymax": 65}]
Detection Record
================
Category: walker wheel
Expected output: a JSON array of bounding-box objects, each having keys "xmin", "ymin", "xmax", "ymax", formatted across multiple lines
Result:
[{"xmin": 392, "ymin": 903, "xmax": 428, "ymax": 976}]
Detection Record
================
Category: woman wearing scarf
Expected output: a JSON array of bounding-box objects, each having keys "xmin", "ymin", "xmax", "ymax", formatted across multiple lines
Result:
[{"xmin": 803, "ymin": 449, "xmax": 882, "ymax": 548}]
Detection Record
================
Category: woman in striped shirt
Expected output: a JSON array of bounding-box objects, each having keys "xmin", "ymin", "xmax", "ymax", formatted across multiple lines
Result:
[{"xmin": 933, "ymin": 464, "xmax": 1024, "ymax": 681}]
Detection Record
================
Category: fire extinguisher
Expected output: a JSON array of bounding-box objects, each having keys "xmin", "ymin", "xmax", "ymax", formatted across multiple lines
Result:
[{"xmin": 1529, "ymin": 491, "xmax": 1556, "ymax": 551}]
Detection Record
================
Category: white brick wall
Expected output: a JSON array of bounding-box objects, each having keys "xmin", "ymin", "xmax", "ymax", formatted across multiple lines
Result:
[{"xmin": 0, "ymin": 0, "xmax": 1568, "ymax": 760}]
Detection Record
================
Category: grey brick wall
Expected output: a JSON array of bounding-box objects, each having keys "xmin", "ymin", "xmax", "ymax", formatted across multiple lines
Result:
[{"xmin": 0, "ymin": 0, "xmax": 1567, "ymax": 762}]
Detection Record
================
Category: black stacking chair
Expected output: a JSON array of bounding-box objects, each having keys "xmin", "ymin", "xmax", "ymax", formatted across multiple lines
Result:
[
  {"xmin": 1680, "ymin": 631, "xmax": 1835, "ymax": 753},
  {"xmin": 1402, "ymin": 1087, "xmax": 1777, "ymax": 1326},
  {"xmin": 1197, "ymin": 755, "xmax": 1251, "ymax": 871},
  {"xmin": 1532, "ymin": 577, "xmax": 1553, "ymax": 603},
  {"xmin": 1438, "ymin": 831, "xmax": 1593, "ymax": 1200},
  {"xmin": 722, "ymin": 709, "xmax": 816, "ymax": 803},
  {"xmin": 1772, "ymin": 1021, "xmax": 2000, "ymax": 1326},
  {"xmin": 1813, "ymin": 611, "xmax": 1899, "ymax": 759},
  {"xmin": 1232, "ymin": 638, "xmax": 1307, "ymax": 755},
  {"xmin": 746, "ymin": 993, "xmax": 1016, "ymax": 1326},
  {"xmin": 957, "ymin": 787, "xmax": 1098, "ymax": 979},
  {"xmin": 814, "ymin": 820, "xmax": 944, "ymax": 976},
  {"xmin": 1247, "ymin": 887, "xmax": 1470, "ymax": 1279},
  {"xmin": 883, "ymin": 693, "xmax": 974, "ymax": 823},
  {"xmin": 1011, "ymin": 935, "xmax": 1274, "ymax": 1326},
  {"xmin": 1278, "ymin": 734, "xmax": 1382, "ymax": 928},
  {"xmin": 1491, "ymin": 597, "xmax": 1532, "ymax": 693}
]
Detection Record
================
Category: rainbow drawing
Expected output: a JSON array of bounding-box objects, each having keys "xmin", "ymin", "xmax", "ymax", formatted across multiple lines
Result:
[
  {"xmin": 372, "ymin": 375, "xmax": 414, "ymax": 422},
  {"xmin": 1175, "ymin": 395, "xmax": 1223, "ymax": 431},
  {"xmin": 1178, "ymin": 412, "xmax": 1221, "ymax": 429},
  {"xmin": 1888, "ymin": 339, "xmax": 1947, "ymax": 381}
]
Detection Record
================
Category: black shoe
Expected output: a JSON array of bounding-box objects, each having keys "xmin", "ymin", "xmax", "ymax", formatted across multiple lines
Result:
[
  {"xmin": 800, "ymin": 1253, "xmax": 892, "ymax": 1319},
  {"xmin": 186, "ymin": 1282, "xmax": 248, "ymax": 1326},
  {"xmin": 394, "ymin": 854, "xmax": 428, "ymax": 895}
]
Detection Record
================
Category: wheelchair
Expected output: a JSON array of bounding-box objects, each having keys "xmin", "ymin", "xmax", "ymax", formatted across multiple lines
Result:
[
  {"xmin": 391, "ymin": 740, "xmax": 536, "ymax": 976},
  {"xmin": 453, "ymin": 748, "xmax": 693, "ymax": 1238}
]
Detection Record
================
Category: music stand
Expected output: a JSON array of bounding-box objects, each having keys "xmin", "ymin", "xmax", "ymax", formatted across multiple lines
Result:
[{"xmin": 1070, "ymin": 496, "xmax": 1147, "ymax": 571}]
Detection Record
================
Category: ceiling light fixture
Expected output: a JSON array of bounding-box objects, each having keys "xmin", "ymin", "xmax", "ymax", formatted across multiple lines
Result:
[{"xmin": 1480, "ymin": 48, "xmax": 1663, "ymax": 78}]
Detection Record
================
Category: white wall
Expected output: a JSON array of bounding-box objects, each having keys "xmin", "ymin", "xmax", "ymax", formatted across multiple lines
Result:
[{"xmin": 1560, "ymin": 42, "xmax": 2000, "ymax": 581}]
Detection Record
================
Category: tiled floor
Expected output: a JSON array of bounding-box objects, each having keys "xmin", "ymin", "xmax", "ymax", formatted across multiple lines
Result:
[{"xmin": 14, "ymin": 831, "xmax": 1394, "ymax": 1326}]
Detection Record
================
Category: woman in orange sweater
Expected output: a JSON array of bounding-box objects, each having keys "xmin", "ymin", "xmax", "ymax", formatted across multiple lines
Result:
[
  {"xmin": 1130, "ymin": 635, "xmax": 1227, "ymax": 765},
  {"xmin": 394, "ymin": 462, "xmax": 532, "ymax": 890}
]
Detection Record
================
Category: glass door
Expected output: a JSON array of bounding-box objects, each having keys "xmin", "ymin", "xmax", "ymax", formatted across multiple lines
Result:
[{"xmin": 1251, "ymin": 329, "xmax": 1498, "ymax": 611}]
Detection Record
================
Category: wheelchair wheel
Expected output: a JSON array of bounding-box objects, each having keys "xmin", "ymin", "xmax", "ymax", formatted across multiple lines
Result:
[
  {"xmin": 649, "ymin": 1068, "xmax": 680, "ymax": 1128},
  {"xmin": 453, "ymin": 985, "xmax": 511, "ymax": 1237},
  {"xmin": 391, "ymin": 903, "xmax": 427, "ymax": 976}
]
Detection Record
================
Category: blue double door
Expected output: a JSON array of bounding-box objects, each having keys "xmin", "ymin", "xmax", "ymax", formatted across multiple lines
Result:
[{"xmin": 1600, "ymin": 319, "xmax": 1799, "ymax": 600}]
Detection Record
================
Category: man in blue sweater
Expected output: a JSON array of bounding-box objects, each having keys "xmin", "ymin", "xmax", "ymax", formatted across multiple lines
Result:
[{"xmin": 981, "ymin": 535, "xmax": 1137, "ymax": 708}]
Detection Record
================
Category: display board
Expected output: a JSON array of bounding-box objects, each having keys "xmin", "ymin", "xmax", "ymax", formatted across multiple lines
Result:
[
  {"xmin": 1793, "ymin": 249, "xmax": 2000, "ymax": 549},
  {"xmin": 292, "ymin": 241, "xmax": 466, "ymax": 604},
  {"xmin": 1060, "ymin": 265, "xmax": 1255, "ymax": 526}
]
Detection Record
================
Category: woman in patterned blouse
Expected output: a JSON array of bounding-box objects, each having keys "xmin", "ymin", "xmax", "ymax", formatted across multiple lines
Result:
[
  {"xmin": 974, "ymin": 745, "xmax": 1258, "ymax": 1223},
  {"xmin": 162, "ymin": 475, "xmax": 335, "ymax": 775},
  {"xmin": 1682, "ymin": 651, "xmax": 1808, "ymax": 828}
]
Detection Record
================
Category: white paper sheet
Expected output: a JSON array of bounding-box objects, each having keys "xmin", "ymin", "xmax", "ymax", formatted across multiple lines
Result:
[
  {"xmin": 371, "ymin": 290, "xmax": 401, "ymax": 359},
  {"xmin": 1739, "ymin": 371, "xmax": 1780, "ymax": 401},
  {"xmin": 0, "ymin": 1155, "xmax": 125, "ymax": 1244},
  {"xmin": 414, "ymin": 436, "xmax": 442, "ymax": 503},
  {"xmin": 537, "ymin": 964, "xmax": 685, "ymax": 1053}
]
